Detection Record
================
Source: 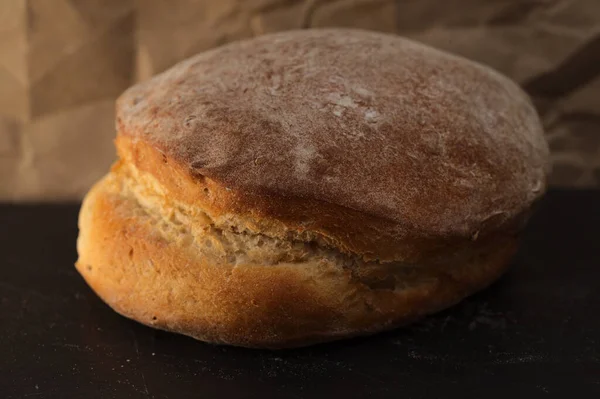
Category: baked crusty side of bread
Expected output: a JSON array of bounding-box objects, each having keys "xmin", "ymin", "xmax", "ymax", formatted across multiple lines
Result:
[
  {"xmin": 76, "ymin": 161, "xmax": 517, "ymax": 348},
  {"xmin": 76, "ymin": 28, "xmax": 548, "ymax": 348}
]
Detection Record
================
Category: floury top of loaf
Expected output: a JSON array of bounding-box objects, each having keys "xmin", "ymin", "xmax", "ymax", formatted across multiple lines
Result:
[{"xmin": 115, "ymin": 28, "xmax": 549, "ymax": 262}]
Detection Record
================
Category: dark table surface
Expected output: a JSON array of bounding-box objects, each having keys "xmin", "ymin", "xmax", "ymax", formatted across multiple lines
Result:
[{"xmin": 1, "ymin": 190, "xmax": 599, "ymax": 398}]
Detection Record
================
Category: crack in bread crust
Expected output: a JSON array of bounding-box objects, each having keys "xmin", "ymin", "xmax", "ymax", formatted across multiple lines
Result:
[
  {"xmin": 112, "ymin": 166, "xmax": 433, "ymax": 291},
  {"xmin": 97, "ymin": 164, "xmax": 515, "ymax": 293},
  {"xmin": 118, "ymin": 162, "xmax": 352, "ymax": 267}
]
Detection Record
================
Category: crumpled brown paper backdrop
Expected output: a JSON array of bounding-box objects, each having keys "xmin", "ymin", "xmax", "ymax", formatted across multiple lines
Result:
[{"xmin": 1, "ymin": 0, "xmax": 599, "ymax": 200}]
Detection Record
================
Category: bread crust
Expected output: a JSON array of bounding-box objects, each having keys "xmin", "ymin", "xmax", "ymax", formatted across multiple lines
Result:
[{"xmin": 76, "ymin": 28, "xmax": 548, "ymax": 348}]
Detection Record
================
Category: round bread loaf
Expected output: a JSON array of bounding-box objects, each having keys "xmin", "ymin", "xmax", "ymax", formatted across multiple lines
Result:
[{"xmin": 76, "ymin": 28, "xmax": 549, "ymax": 348}]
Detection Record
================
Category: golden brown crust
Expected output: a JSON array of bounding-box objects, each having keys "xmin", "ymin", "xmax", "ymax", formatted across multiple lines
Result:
[{"xmin": 76, "ymin": 171, "xmax": 517, "ymax": 348}]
